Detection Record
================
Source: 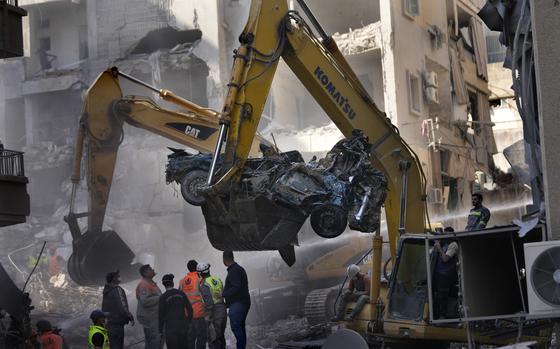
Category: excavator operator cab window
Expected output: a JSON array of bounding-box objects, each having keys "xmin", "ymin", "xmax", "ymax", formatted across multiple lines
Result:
[{"xmin": 387, "ymin": 237, "xmax": 428, "ymax": 321}]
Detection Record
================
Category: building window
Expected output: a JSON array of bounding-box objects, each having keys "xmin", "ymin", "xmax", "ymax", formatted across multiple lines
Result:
[
  {"xmin": 407, "ymin": 70, "xmax": 422, "ymax": 115},
  {"xmin": 403, "ymin": 0, "xmax": 420, "ymax": 19}
]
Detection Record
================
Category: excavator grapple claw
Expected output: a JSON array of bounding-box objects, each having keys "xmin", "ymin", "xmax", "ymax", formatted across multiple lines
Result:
[
  {"xmin": 67, "ymin": 228, "xmax": 141, "ymax": 286},
  {"xmin": 204, "ymin": 195, "xmax": 305, "ymax": 266}
]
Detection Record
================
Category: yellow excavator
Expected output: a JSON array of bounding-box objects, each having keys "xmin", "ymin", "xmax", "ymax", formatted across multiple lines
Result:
[
  {"xmin": 67, "ymin": 0, "xmax": 558, "ymax": 346},
  {"xmin": 65, "ymin": 67, "xmax": 271, "ymax": 285},
  {"xmin": 198, "ymin": 0, "xmax": 557, "ymax": 347}
]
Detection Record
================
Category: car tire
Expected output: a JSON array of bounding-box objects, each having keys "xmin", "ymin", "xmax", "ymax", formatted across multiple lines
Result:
[
  {"xmin": 310, "ymin": 204, "xmax": 347, "ymax": 239},
  {"xmin": 180, "ymin": 169, "xmax": 208, "ymax": 206}
]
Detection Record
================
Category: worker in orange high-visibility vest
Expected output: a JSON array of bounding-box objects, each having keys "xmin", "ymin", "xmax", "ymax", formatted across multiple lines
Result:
[{"xmin": 179, "ymin": 260, "xmax": 207, "ymax": 349}]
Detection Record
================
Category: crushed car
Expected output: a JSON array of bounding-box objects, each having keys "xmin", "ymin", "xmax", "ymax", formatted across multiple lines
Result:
[{"xmin": 166, "ymin": 129, "xmax": 388, "ymax": 265}]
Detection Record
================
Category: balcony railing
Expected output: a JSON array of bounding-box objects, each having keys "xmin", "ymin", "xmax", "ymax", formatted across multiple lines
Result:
[{"xmin": 0, "ymin": 149, "xmax": 25, "ymax": 177}]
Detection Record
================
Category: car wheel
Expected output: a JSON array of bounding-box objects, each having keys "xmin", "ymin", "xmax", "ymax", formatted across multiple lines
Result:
[
  {"xmin": 180, "ymin": 169, "xmax": 208, "ymax": 206},
  {"xmin": 310, "ymin": 204, "xmax": 347, "ymax": 238}
]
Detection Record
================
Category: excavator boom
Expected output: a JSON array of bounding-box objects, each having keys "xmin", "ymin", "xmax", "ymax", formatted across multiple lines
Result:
[
  {"xmin": 66, "ymin": 68, "xmax": 269, "ymax": 285},
  {"xmin": 204, "ymin": 0, "xmax": 426, "ymax": 258}
]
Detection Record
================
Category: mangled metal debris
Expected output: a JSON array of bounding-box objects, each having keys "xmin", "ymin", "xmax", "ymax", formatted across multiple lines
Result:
[{"xmin": 167, "ymin": 129, "xmax": 387, "ymax": 265}]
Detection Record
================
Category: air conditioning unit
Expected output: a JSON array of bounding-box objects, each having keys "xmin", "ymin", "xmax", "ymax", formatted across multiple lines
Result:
[
  {"xmin": 427, "ymin": 187, "xmax": 443, "ymax": 204},
  {"xmin": 424, "ymin": 71, "xmax": 438, "ymax": 88},
  {"xmin": 524, "ymin": 241, "xmax": 560, "ymax": 315},
  {"xmin": 425, "ymin": 86, "xmax": 440, "ymax": 105}
]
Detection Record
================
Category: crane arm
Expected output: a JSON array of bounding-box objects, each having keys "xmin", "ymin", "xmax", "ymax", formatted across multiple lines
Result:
[
  {"xmin": 66, "ymin": 68, "xmax": 269, "ymax": 285},
  {"xmin": 208, "ymin": 0, "xmax": 426, "ymax": 257}
]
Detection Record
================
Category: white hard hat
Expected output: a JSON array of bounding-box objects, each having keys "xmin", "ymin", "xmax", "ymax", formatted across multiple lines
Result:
[
  {"xmin": 196, "ymin": 262, "xmax": 211, "ymax": 273},
  {"xmin": 347, "ymin": 264, "xmax": 360, "ymax": 279}
]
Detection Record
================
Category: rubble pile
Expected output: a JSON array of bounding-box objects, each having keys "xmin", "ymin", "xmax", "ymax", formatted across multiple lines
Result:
[
  {"xmin": 332, "ymin": 22, "xmax": 382, "ymax": 56},
  {"xmin": 243, "ymin": 317, "xmax": 330, "ymax": 348}
]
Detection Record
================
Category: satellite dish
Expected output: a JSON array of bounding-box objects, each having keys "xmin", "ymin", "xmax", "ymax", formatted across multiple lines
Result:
[{"xmin": 323, "ymin": 329, "xmax": 368, "ymax": 349}]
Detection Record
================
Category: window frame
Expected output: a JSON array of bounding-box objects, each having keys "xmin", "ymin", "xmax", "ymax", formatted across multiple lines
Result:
[
  {"xmin": 403, "ymin": 0, "xmax": 420, "ymax": 20},
  {"xmin": 407, "ymin": 70, "xmax": 423, "ymax": 116}
]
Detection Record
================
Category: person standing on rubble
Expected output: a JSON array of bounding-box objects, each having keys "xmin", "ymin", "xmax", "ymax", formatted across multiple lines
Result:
[
  {"xmin": 465, "ymin": 192, "xmax": 491, "ymax": 231},
  {"xmin": 332, "ymin": 264, "xmax": 371, "ymax": 322},
  {"xmin": 179, "ymin": 260, "xmax": 206, "ymax": 349},
  {"xmin": 197, "ymin": 262, "xmax": 227, "ymax": 349},
  {"xmin": 35, "ymin": 320, "xmax": 63, "ymax": 349},
  {"xmin": 135, "ymin": 264, "xmax": 162, "ymax": 349},
  {"xmin": 158, "ymin": 274, "xmax": 193, "ymax": 349},
  {"xmin": 88, "ymin": 310, "xmax": 110, "ymax": 349},
  {"xmin": 102, "ymin": 270, "xmax": 134, "ymax": 349},
  {"xmin": 222, "ymin": 251, "xmax": 251, "ymax": 349}
]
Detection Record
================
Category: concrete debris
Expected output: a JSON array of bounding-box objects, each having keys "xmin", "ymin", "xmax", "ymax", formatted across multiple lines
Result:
[
  {"xmin": 22, "ymin": 142, "xmax": 73, "ymax": 171},
  {"xmin": 260, "ymin": 122, "xmax": 343, "ymax": 156},
  {"xmin": 235, "ymin": 317, "xmax": 330, "ymax": 349},
  {"xmin": 128, "ymin": 27, "xmax": 202, "ymax": 55},
  {"xmin": 332, "ymin": 22, "xmax": 382, "ymax": 56}
]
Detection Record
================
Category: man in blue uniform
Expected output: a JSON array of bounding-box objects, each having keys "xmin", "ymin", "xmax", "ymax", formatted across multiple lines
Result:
[{"xmin": 465, "ymin": 192, "xmax": 491, "ymax": 231}]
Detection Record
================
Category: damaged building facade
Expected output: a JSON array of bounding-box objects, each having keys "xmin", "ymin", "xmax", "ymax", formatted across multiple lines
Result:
[
  {"xmin": 0, "ymin": 0, "xmax": 499, "ymax": 305},
  {"xmin": 253, "ymin": 0, "xmax": 498, "ymax": 225},
  {"xmin": 0, "ymin": 0, "xmax": 223, "ymax": 299}
]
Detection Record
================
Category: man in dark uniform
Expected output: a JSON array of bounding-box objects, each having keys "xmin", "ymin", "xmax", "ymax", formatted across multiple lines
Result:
[
  {"xmin": 433, "ymin": 227, "xmax": 459, "ymax": 319},
  {"xmin": 102, "ymin": 270, "xmax": 134, "ymax": 349},
  {"xmin": 158, "ymin": 274, "xmax": 193, "ymax": 349},
  {"xmin": 465, "ymin": 192, "xmax": 491, "ymax": 231}
]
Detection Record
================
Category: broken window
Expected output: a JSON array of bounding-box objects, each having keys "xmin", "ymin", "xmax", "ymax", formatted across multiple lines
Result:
[
  {"xmin": 403, "ymin": 0, "xmax": 420, "ymax": 19},
  {"xmin": 407, "ymin": 70, "xmax": 422, "ymax": 115}
]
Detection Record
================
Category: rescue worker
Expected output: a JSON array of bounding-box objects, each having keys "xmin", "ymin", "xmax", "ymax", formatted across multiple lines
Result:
[
  {"xmin": 47, "ymin": 246, "xmax": 63, "ymax": 277},
  {"xmin": 102, "ymin": 270, "xmax": 134, "ymax": 349},
  {"xmin": 35, "ymin": 320, "xmax": 63, "ymax": 349},
  {"xmin": 27, "ymin": 249, "xmax": 48, "ymax": 272},
  {"xmin": 465, "ymin": 192, "xmax": 491, "ymax": 231},
  {"xmin": 88, "ymin": 310, "xmax": 110, "ymax": 349},
  {"xmin": 332, "ymin": 264, "xmax": 371, "ymax": 322},
  {"xmin": 197, "ymin": 262, "xmax": 227, "ymax": 349},
  {"xmin": 158, "ymin": 274, "xmax": 193, "ymax": 349},
  {"xmin": 179, "ymin": 260, "xmax": 206, "ymax": 349},
  {"xmin": 433, "ymin": 227, "xmax": 459, "ymax": 319},
  {"xmin": 135, "ymin": 264, "xmax": 162, "ymax": 349},
  {"xmin": 222, "ymin": 251, "xmax": 250, "ymax": 349}
]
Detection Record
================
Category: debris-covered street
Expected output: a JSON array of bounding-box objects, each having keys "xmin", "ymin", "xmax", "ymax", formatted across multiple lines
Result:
[{"xmin": 2, "ymin": 0, "xmax": 560, "ymax": 348}]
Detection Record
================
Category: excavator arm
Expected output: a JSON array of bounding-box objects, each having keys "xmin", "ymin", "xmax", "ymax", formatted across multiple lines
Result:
[
  {"xmin": 66, "ymin": 68, "xmax": 269, "ymax": 285},
  {"xmin": 206, "ymin": 0, "xmax": 427, "ymax": 256},
  {"xmin": 200, "ymin": 0, "xmax": 428, "ymax": 319}
]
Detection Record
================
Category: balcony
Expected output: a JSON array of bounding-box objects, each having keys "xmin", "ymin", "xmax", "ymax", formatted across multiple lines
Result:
[
  {"xmin": 0, "ymin": 148, "xmax": 30, "ymax": 227},
  {"xmin": 0, "ymin": 0, "xmax": 27, "ymax": 58}
]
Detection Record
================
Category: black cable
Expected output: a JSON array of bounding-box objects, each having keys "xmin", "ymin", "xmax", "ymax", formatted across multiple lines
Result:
[{"xmin": 22, "ymin": 241, "xmax": 46, "ymax": 293}]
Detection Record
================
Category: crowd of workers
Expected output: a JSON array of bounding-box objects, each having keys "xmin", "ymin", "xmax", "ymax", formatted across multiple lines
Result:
[
  {"xmin": 32, "ymin": 251, "xmax": 250, "ymax": 349},
  {"xmin": 30, "ymin": 193, "xmax": 490, "ymax": 347}
]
